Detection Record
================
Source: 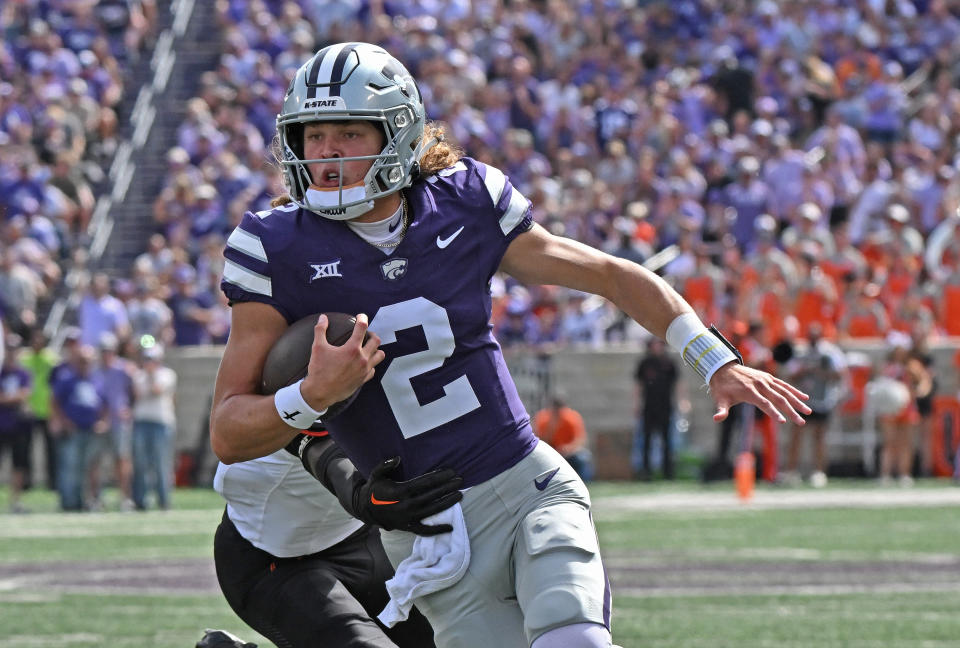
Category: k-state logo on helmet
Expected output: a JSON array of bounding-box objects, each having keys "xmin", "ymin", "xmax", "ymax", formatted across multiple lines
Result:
[
  {"xmin": 303, "ymin": 97, "xmax": 346, "ymax": 110},
  {"xmin": 380, "ymin": 258, "xmax": 408, "ymax": 281}
]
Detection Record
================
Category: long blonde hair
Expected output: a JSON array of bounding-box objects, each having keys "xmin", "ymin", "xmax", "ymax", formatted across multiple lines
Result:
[
  {"xmin": 418, "ymin": 122, "xmax": 463, "ymax": 174},
  {"xmin": 269, "ymin": 121, "xmax": 462, "ymax": 207}
]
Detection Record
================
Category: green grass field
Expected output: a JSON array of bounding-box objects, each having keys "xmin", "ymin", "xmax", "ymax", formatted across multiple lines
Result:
[{"xmin": 1, "ymin": 481, "xmax": 959, "ymax": 647}]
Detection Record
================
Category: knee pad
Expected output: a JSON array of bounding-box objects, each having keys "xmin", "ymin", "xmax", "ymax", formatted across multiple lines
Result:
[{"xmin": 517, "ymin": 503, "xmax": 608, "ymax": 638}]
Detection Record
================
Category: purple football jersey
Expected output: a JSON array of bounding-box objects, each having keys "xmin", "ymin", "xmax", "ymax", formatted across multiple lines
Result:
[{"xmin": 222, "ymin": 158, "xmax": 539, "ymax": 486}]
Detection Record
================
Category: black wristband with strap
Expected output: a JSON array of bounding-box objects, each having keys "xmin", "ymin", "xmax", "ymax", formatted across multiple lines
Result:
[{"xmin": 709, "ymin": 324, "xmax": 744, "ymax": 365}]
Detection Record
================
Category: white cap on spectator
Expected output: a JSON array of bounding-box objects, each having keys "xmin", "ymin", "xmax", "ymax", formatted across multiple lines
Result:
[
  {"xmin": 884, "ymin": 60, "xmax": 903, "ymax": 78},
  {"xmin": 78, "ymin": 50, "xmax": 97, "ymax": 68},
  {"xmin": 166, "ymin": 147, "xmax": 190, "ymax": 165},
  {"xmin": 886, "ymin": 330, "xmax": 911, "ymax": 350},
  {"xmin": 68, "ymin": 79, "xmax": 88, "ymax": 95},
  {"xmin": 99, "ymin": 332, "xmax": 118, "ymax": 352},
  {"xmin": 799, "ymin": 202, "xmax": 822, "ymax": 222},
  {"xmin": 738, "ymin": 156, "xmax": 760, "ymax": 175},
  {"xmin": 751, "ymin": 119, "xmax": 773, "ymax": 138},
  {"xmin": 626, "ymin": 201, "xmax": 649, "ymax": 220},
  {"xmin": 887, "ymin": 203, "xmax": 910, "ymax": 224},
  {"xmin": 756, "ymin": 96, "xmax": 778, "ymax": 115},
  {"xmin": 709, "ymin": 119, "xmax": 729, "ymax": 137},
  {"xmin": 196, "ymin": 184, "xmax": 217, "ymax": 201},
  {"xmin": 142, "ymin": 344, "xmax": 164, "ymax": 361},
  {"xmin": 755, "ymin": 214, "xmax": 778, "ymax": 236},
  {"xmin": 758, "ymin": 0, "xmax": 779, "ymax": 16}
]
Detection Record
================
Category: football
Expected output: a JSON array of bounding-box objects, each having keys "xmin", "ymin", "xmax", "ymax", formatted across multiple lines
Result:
[{"xmin": 261, "ymin": 312, "xmax": 367, "ymax": 422}]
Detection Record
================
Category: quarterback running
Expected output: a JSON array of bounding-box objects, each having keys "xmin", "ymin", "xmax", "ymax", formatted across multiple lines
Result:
[{"xmin": 211, "ymin": 42, "xmax": 810, "ymax": 648}]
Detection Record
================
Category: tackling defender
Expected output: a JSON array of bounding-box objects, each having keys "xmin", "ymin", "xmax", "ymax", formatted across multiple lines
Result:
[{"xmin": 211, "ymin": 42, "xmax": 810, "ymax": 648}]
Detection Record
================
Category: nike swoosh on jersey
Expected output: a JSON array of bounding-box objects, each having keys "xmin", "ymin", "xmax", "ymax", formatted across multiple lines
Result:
[
  {"xmin": 370, "ymin": 494, "xmax": 399, "ymax": 505},
  {"xmin": 436, "ymin": 225, "xmax": 465, "ymax": 249},
  {"xmin": 534, "ymin": 467, "xmax": 561, "ymax": 491}
]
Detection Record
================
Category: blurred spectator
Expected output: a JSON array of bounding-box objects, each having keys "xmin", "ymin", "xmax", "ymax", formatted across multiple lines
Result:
[
  {"xmin": 782, "ymin": 323, "xmax": 848, "ymax": 488},
  {"xmin": 167, "ymin": 265, "xmax": 215, "ymax": 345},
  {"xmin": 78, "ymin": 272, "xmax": 131, "ymax": 348},
  {"xmin": 837, "ymin": 282, "xmax": 890, "ymax": 340},
  {"xmin": 746, "ymin": 214, "xmax": 798, "ymax": 285},
  {"xmin": 603, "ymin": 215, "xmax": 650, "ymax": 266},
  {"xmin": 723, "ymin": 156, "xmax": 770, "ymax": 250},
  {"xmin": 90, "ymin": 333, "xmax": 135, "ymax": 511},
  {"xmin": 0, "ymin": 335, "xmax": 32, "ymax": 512},
  {"xmin": 494, "ymin": 297, "xmax": 539, "ymax": 348},
  {"xmin": 877, "ymin": 333, "xmax": 925, "ymax": 486},
  {"xmin": 133, "ymin": 233, "xmax": 175, "ymax": 278},
  {"xmin": 910, "ymin": 337, "xmax": 938, "ymax": 478},
  {"xmin": 47, "ymin": 150, "xmax": 95, "ymax": 237},
  {"xmin": 781, "ymin": 202, "xmax": 836, "ymax": 259},
  {"xmin": 821, "ymin": 221, "xmax": 868, "ymax": 287},
  {"xmin": 533, "ymin": 392, "xmax": 593, "ymax": 482},
  {"xmin": 0, "ymin": 245, "xmax": 41, "ymax": 336},
  {"xmin": 131, "ymin": 344, "xmax": 177, "ymax": 510},
  {"xmin": 879, "ymin": 203, "xmax": 925, "ymax": 258},
  {"xmin": 21, "ymin": 329, "xmax": 58, "ymax": 490},
  {"xmin": 633, "ymin": 337, "xmax": 679, "ymax": 481},
  {"xmin": 791, "ymin": 249, "xmax": 839, "ymax": 340},
  {"xmin": 739, "ymin": 322, "xmax": 782, "ymax": 483},
  {"xmin": 557, "ymin": 290, "xmax": 611, "ymax": 347},
  {"xmin": 49, "ymin": 344, "xmax": 108, "ymax": 511},
  {"xmin": 126, "ymin": 276, "xmax": 174, "ymax": 349}
]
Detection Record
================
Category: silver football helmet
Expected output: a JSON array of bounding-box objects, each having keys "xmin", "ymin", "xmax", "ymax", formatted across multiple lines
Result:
[{"xmin": 277, "ymin": 42, "xmax": 428, "ymax": 220}]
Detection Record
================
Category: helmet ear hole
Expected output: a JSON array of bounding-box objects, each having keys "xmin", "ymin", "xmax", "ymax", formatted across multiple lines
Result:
[{"xmin": 286, "ymin": 124, "xmax": 304, "ymax": 159}]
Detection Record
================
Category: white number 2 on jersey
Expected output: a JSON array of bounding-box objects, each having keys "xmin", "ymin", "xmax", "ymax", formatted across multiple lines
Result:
[{"xmin": 369, "ymin": 297, "xmax": 481, "ymax": 438}]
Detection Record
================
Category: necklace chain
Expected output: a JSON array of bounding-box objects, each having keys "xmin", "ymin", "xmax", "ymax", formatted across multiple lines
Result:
[{"xmin": 366, "ymin": 194, "xmax": 409, "ymax": 249}]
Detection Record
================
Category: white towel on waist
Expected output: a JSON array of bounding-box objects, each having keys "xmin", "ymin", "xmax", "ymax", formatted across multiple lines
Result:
[{"xmin": 378, "ymin": 502, "xmax": 471, "ymax": 627}]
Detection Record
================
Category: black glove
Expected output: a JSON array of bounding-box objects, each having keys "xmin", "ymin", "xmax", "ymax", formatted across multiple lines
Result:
[
  {"xmin": 296, "ymin": 435, "xmax": 463, "ymax": 536},
  {"xmin": 353, "ymin": 457, "xmax": 464, "ymax": 535}
]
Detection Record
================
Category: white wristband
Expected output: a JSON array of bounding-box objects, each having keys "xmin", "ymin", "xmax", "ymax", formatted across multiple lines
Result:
[
  {"xmin": 665, "ymin": 313, "xmax": 740, "ymax": 385},
  {"xmin": 274, "ymin": 379, "xmax": 327, "ymax": 429}
]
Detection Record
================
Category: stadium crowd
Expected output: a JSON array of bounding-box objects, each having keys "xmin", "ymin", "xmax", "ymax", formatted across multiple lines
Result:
[
  {"xmin": 0, "ymin": 0, "xmax": 176, "ymax": 512},
  {"xmin": 0, "ymin": 0, "xmax": 158, "ymax": 337},
  {"xmin": 3, "ymin": 0, "xmax": 960, "ymax": 499},
  {"xmin": 144, "ymin": 0, "xmax": 960, "ymax": 351}
]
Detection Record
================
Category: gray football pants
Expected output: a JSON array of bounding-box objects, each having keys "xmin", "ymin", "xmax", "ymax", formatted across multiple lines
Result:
[{"xmin": 380, "ymin": 441, "xmax": 611, "ymax": 648}]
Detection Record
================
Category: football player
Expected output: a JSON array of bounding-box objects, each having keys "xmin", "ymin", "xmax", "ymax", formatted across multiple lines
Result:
[
  {"xmin": 212, "ymin": 42, "xmax": 810, "ymax": 648},
  {"xmin": 213, "ymin": 429, "xmax": 462, "ymax": 647}
]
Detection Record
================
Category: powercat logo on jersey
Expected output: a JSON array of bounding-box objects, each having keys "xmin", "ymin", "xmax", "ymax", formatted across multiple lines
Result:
[
  {"xmin": 380, "ymin": 258, "xmax": 408, "ymax": 281},
  {"xmin": 303, "ymin": 97, "xmax": 346, "ymax": 110},
  {"xmin": 309, "ymin": 260, "xmax": 342, "ymax": 281}
]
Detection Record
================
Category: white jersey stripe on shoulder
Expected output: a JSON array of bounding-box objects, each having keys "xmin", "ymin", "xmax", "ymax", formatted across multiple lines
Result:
[
  {"xmin": 227, "ymin": 228, "xmax": 268, "ymax": 263},
  {"xmin": 500, "ymin": 187, "xmax": 530, "ymax": 235},
  {"xmin": 481, "ymin": 164, "xmax": 507, "ymax": 205},
  {"xmin": 437, "ymin": 160, "xmax": 467, "ymax": 177},
  {"xmin": 223, "ymin": 259, "xmax": 272, "ymax": 297}
]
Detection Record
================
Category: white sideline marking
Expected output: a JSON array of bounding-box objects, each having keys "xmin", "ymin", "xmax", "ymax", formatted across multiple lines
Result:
[
  {"xmin": 0, "ymin": 633, "xmax": 104, "ymax": 647},
  {"xmin": 593, "ymin": 487, "xmax": 960, "ymax": 514},
  {"xmin": 615, "ymin": 580, "xmax": 960, "ymax": 598}
]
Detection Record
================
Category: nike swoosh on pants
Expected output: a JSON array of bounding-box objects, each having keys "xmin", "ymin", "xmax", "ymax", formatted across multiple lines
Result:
[{"xmin": 534, "ymin": 467, "xmax": 560, "ymax": 491}]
